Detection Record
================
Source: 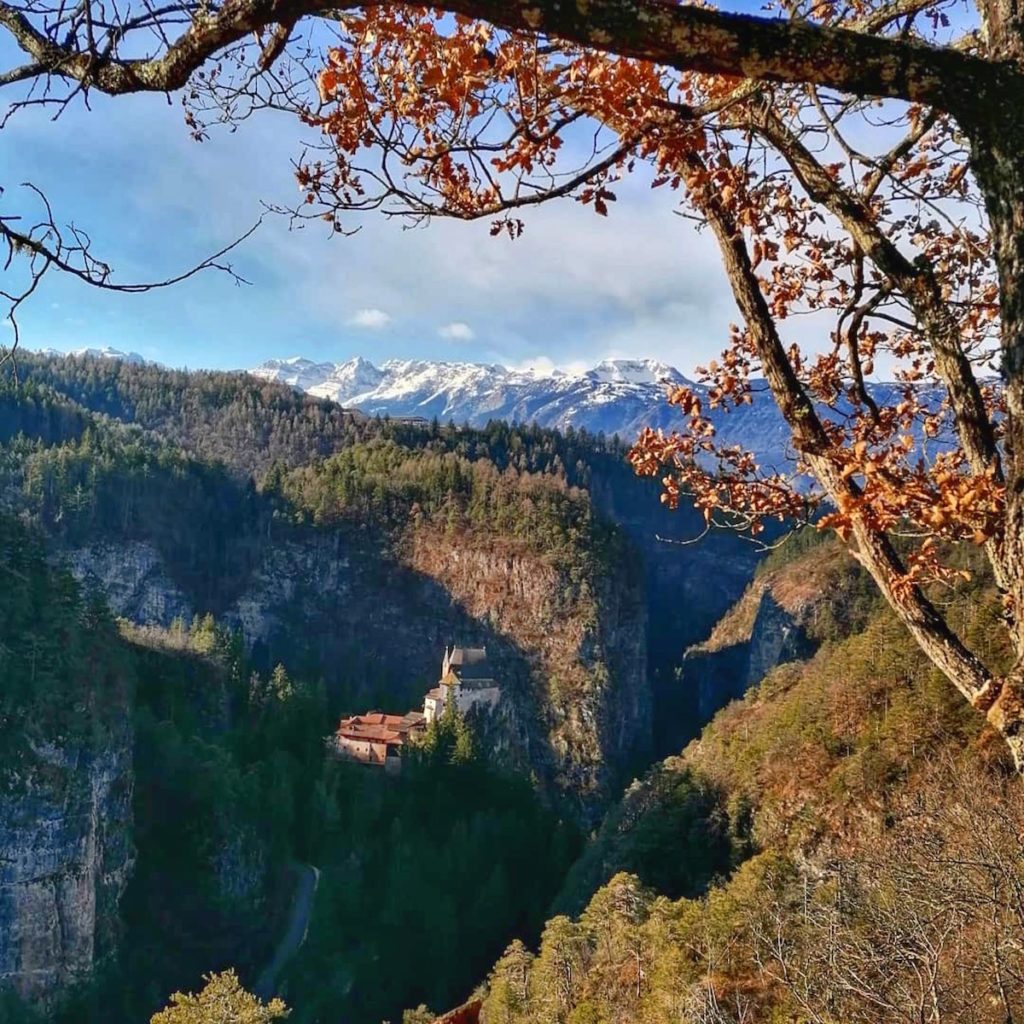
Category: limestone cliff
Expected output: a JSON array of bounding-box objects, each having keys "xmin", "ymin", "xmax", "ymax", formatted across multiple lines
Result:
[
  {"xmin": 68, "ymin": 541, "xmax": 194, "ymax": 626},
  {"xmin": 0, "ymin": 741, "xmax": 134, "ymax": 1003},
  {"xmin": 63, "ymin": 523, "xmax": 650, "ymax": 825},
  {"xmin": 554, "ymin": 537, "xmax": 879, "ymax": 910},
  {"xmin": 0, "ymin": 524, "xmax": 135, "ymax": 1006},
  {"xmin": 681, "ymin": 536, "xmax": 874, "ymax": 722}
]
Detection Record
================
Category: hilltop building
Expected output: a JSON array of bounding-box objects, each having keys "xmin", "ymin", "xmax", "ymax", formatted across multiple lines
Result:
[
  {"xmin": 329, "ymin": 711, "xmax": 426, "ymax": 774},
  {"xmin": 423, "ymin": 646, "xmax": 500, "ymax": 723},
  {"xmin": 328, "ymin": 645, "xmax": 500, "ymax": 771}
]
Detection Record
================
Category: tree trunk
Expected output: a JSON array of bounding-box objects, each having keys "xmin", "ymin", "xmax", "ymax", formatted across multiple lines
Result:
[
  {"xmin": 961, "ymin": 56, "xmax": 1024, "ymax": 763},
  {"xmin": 965, "ymin": 114, "xmax": 1024, "ymax": 614},
  {"xmin": 986, "ymin": 668, "xmax": 1024, "ymax": 770},
  {"xmin": 979, "ymin": 0, "xmax": 1024, "ymax": 64}
]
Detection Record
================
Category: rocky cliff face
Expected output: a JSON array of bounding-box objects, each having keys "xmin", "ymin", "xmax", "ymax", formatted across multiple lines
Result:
[
  {"xmin": 681, "ymin": 538, "xmax": 872, "ymax": 722},
  {"xmin": 586, "ymin": 472, "xmax": 760, "ymax": 755},
  {"xmin": 0, "ymin": 519, "xmax": 136, "ymax": 1008},
  {"xmin": 407, "ymin": 528, "xmax": 650, "ymax": 820},
  {"xmin": 0, "ymin": 718, "xmax": 134, "ymax": 1003},
  {"xmin": 62, "ymin": 522, "xmax": 650, "ymax": 826},
  {"xmin": 684, "ymin": 590, "xmax": 811, "ymax": 723},
  {"xmin": 551, "ymin": 539, "xmax": 879, "ymax": 909},
  {"xmin": 68, "ymin": 541, "xmax": 194, "ymax": 626}
]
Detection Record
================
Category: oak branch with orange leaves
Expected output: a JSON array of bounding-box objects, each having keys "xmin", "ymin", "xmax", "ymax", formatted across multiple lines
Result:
[{"xmin": 4, "ymin": 0, "xmax": 1024, "ymax": 763}]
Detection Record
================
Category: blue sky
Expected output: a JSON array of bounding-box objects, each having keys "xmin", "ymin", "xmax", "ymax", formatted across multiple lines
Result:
[
  {"xmin": 1, "ymin": 33, "xmax": 750, "ymax": 375},
  {"xmin": 1, "ymin": 5, "xmax": 978, "ymax": 375}
]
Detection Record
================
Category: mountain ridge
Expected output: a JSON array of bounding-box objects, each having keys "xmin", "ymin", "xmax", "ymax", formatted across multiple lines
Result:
[
  {"xmin": 250, "ymin": 355, "xmax": 798, "ymax": 469},
  {"xmin": 250, "ymin": 354, "xmax": 961, "ymax": 480},
  {"xmin": 251, "ymin": 356, "xmax": 690, "ymax": 421}
]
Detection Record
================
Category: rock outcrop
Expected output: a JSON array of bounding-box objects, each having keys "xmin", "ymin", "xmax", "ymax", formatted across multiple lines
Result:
[
  {"xmin": 681, "ymin": 538, "xmax": 872, "ymax": 722},
  {"xmin": 0, "ymin": 710, "xmax": 134, "ymax": 1004},
  {"xmin": 67, "ymin": 541, "xmax": 193, "ymax": 626}
]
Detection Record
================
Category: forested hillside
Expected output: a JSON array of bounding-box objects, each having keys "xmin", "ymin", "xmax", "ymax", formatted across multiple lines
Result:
[
  {"xmin": 466, "ymin": 536, "xmax": 1022, "ymax": 1024},
  {"xmin": 0, "ymin": 352, "xmax": 764, "ymax": 1023},
  {"xmin": 0, "ymin": 365, "xmax": 652, "ymax": 811},
  {"xmin": 12, "ymin": 350, "xmax": 756, "ymax": 677},
  {"xmin": 8, "ymin": 352, "xmax": 367, "ymax": 477}
]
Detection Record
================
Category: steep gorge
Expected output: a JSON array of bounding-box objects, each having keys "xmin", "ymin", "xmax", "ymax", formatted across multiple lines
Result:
[
  {"xmin": 61, "ymin": 516, "xmax": 650, "ymax": 824},
  {"xmin": 0, "ymin": 356, "xmax": 762, "ymax": 1011},
  {"xmin": 0, "ymin": 355, "xmax": 757, "ymax": 822},
  {"xmin": 680, "ymin": 532, "xmax": 876, "ymax": 722}
]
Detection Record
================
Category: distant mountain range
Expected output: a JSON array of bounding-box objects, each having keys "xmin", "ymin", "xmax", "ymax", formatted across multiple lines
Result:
[
  {"xmin": 33, "ymin": 348, "xmax": 934, "ymax": 475},
  {"xmin": 250, "ymin": 355, "xmax": 796, "ymax": 466},
  {"xmin": 41, "ymin": 346, "xmax": 149, "ymax": 365}
]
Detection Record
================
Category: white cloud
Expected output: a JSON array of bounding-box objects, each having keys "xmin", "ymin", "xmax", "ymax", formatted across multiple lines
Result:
[
  {"xmin": 269, "ymin": 187, "xmax": 745, "ymax": 373},
  {"xmin": 348, "ymin": 308, "xmax": 392, "ymax": 329},
  {"xmin": 3, "ymin": 89, "xmax": 761, "ymax": 374},
  {"xmin": 439, "ymin": 321, "xmax": 475, "ymax": 342}
]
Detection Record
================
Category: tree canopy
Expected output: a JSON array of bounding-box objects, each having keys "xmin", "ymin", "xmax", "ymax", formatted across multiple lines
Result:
[{"xmin": 149, "ymin": 971, "xmax": 289, "ymax": 1024}]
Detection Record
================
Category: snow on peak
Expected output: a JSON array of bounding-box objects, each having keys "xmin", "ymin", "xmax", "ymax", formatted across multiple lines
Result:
[
  {"xmin": 250, "ymin": 354, "xmax": 689, "ymax": 393},
  {"xmin": 322, "ymin": 356, "xmax": 386, "ymax": 390},
  {"xmin": 69, "ymin": 346, "xmax": 148, "ymax": 365},
  {"xmin": 587, "ymin": 359, "xmax": 685, "ymax": 386},
  {"xmin": 248, "ymin": 353, "xmax": 700, "ymax": 436},
  {"xmin": 252, "ymin": 356, "xmax": 337, "ymax": 390}
]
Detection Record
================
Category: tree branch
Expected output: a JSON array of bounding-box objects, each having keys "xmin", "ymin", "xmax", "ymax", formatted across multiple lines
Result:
[
  {"xmin": 1, "ymin": 0, "xmax": 1019, "ymax": 117},
  {"xmin": 748, "ymin": 104, "xmax": 1003, "ymax": 487},
  {"xmin": 0, "ymin": 183, "xmax": 260, "ymax": 366},
  {"xmin": 682, "ymin": 145, "xmax": 998, "ymax": 710}
]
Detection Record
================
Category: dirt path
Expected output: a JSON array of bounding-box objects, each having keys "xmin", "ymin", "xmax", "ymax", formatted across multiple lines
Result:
[{"xmin": 254, "ymin": 862, "xmax": 320, "ymax": 1000}]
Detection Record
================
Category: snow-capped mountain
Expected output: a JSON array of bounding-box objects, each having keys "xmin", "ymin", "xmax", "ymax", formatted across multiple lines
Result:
[
  {"xmin": 585, "ymin": 359, "xmax": 686, "ymax": 387},
  {"xmin": 41, "ymin": 345, "xmax": 150, "ymax": 365},
  {"xmin": 254, "ymin": 356, "xmax": 684, "ymax": 429},
  {"xmin": 251, "ymin": 355, "xmax": 794, "ymax": 464}
]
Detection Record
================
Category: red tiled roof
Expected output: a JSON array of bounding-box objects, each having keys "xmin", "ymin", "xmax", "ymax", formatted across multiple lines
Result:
[
  {"xmin": 345, "ymin": 712, "xmax": 405, "ymax": 727},
  {"xmin": 336, "ymin": 710, "xmax": 426, "ymax": 747},
  {"xmin": 337, "ymin": 716, "xmax": 402, "ymax": 744},
  {"xmin": 433, "ymin": 999, "xmax": 481, "ymax": 1024}
]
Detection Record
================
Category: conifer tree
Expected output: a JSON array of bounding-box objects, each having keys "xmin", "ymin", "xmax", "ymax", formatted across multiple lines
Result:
[
  {"xmin": 150, "ymin": 971, "xmax": 288, "ymax": 1024},
  {"xmin": 482, "ymin": 941, "xmax": 535, "ymax": 1024}
]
